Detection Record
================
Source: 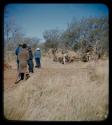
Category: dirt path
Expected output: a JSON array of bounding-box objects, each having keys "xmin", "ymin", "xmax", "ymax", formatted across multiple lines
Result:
[{"xmin": 4, "ymin": 58, "xmax": 109, "ymax": 120}]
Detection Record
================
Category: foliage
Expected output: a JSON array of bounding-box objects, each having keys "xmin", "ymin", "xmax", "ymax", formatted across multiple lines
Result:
[{"xmin": 43, "ymin": 16, "xmax": 108, "ymax": 58}]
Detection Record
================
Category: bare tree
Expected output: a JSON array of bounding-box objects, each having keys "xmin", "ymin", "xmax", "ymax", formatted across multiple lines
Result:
[{"xmin": 43, "ymin": 29, "xmax": 61, "ymax": 49}]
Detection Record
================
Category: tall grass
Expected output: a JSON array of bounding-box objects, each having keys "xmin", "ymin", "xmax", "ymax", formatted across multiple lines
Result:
[
  {"xmin": 4, "ymin": 58, "xmax": 108, "ymax": 121},
  {"xmin": 4, "ymin": 51, "xmax": 16, "ymax": 63}
]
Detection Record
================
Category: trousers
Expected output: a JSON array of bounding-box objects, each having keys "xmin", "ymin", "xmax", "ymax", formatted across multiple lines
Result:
[
  {"xmin": 35, "ymin": 58, "xmax": 41, "ymax": 68},
  {"xmin": 28, "ymin": 60, "xmax": 34, "ymax": 72}
]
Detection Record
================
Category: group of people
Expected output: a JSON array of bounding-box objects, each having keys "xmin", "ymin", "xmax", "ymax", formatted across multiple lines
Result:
[{"xmin": 15, "ymin": 43, "xmax": 41, "ymax": 84}]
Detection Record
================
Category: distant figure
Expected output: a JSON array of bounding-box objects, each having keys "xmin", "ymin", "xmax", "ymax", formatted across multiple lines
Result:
[
  {"xmin": 63, "ymin": 53, "xmax": 67, "ymax": 64},
  {"xmin": 15, "ymin": 44, "xmax": 22, "ymax": 70},
  {"xmin": 34, "ymin": 48, "xmax": 41, "ymax": 68},
  {"xmin": 18, "ymin": 44, "xmax": 30, "ymax": 81},
  {"xmin": 27, "ymin": 46, "xmax": 34, "ymax": 73},
  {"xmin": 62, "ymin": 50, "xmax": 67, "ymax": 64}
]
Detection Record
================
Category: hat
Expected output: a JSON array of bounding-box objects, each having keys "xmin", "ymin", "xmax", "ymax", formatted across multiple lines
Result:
[{"xmin": 36, "ymin": 48, "xmax": 40, "ymax": 50}]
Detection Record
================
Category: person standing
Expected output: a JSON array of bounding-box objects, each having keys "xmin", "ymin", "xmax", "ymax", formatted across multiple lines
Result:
[
  {"xmin": 15, "ymin": 44, "xmax": 22, "ymax": 70},
  {"xmin": 34, "ymin": 48, "xmax": 41, "ymax": 68},
  {"xmin": 17, "ymin": 43, "xmax": 30, "ymax": 81},
  {"xmin": 63, "ymin": 53, "xmax": 67, "ymax": 64},
  {"xmin": 27, "ymin": 46, "xmax": 34, "ymax": 73}
]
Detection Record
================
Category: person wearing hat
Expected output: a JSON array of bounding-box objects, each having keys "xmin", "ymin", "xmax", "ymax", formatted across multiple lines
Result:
[
  {"xmin": 27, "ymin": 46, "xmax": 34, "ymax": 73},
  {"xmin": 34, "ymin": 48, "xmax": 41, "ymax": 68}
]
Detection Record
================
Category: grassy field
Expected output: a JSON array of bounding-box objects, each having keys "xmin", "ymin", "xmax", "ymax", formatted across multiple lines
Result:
[{"xmin": 4, "ymin": 57, "xmax": 109, "ymax": 121}]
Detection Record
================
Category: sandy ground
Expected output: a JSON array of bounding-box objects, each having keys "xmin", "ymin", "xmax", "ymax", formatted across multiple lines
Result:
[{"xmin": 4, "ymin": 58, "xmax": 109, "ymax": 121}]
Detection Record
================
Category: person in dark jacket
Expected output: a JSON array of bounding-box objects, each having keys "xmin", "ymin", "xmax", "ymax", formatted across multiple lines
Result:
[
  {"xmin": 34, "ymin": 48, "xmax": 41, "ymax": 68},
  {"xmin": 15, "ymin": 44, "xmax": 22, "ymax": 70},
  {"xmin": 27, "ymin": 46, "xmax": 34, "ymax": 73}
]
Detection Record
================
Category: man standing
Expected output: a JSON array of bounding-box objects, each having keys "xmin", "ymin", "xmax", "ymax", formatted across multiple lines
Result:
[
  {"xmin": 18, "ymin": 44, "xmax": 29, "ymax": 81},
  {"xmin": 27, "ymin": 46, "xmax": 34, "ymax": 73},
  {"xmin": 34, "ymin": 48, "xmax": 41, "ymax": 68},
  {"xmin": 15, "ymin": 44, "xmax": 22, "ymax": 70}
]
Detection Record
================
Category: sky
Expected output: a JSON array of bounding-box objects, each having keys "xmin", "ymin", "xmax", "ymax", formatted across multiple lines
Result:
[{"xmin": 4, "ymin": 4, "xmax": 108, "ymax": 42}]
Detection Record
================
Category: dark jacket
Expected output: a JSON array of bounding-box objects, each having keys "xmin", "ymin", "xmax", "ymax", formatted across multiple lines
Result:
[{"xmin": 28, "ymin": 50, "xmax": 33, "ymax": 60}]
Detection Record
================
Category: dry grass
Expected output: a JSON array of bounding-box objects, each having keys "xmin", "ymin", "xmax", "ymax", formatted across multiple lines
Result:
[
  {"xmin": 4, "ymin": 57, "xmax": 109, "ymax": 121},
  {"xmin": 4, "ymin": 51, "xmax": 16, "ymax": 64}
]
